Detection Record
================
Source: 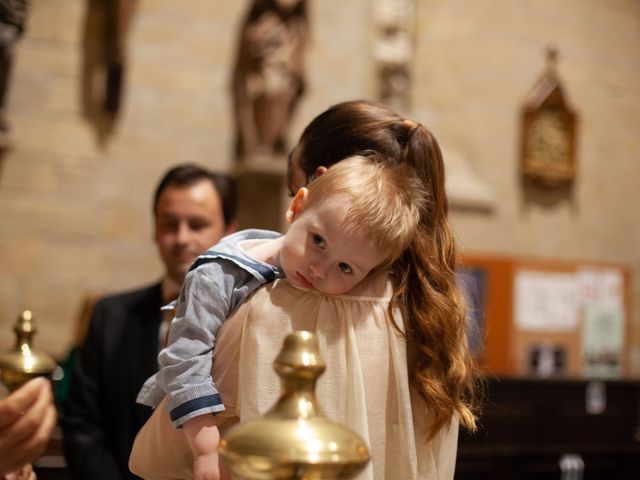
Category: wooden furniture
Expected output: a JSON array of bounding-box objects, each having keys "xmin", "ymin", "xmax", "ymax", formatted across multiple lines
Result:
[
  {"xmin": 34, "ymin": 379, "xmax": 640, "ymax": 480},
  {"xmin": 455, "ymin": 377, "xmax": 640, "ymax": 480},
  {"xmin": 33, "ymin": 426, "xmax": 68, "ymax": 480}
]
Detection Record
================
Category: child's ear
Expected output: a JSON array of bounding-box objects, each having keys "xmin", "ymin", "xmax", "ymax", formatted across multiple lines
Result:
[
  {"xmin": 285, "ymin": 187, "xmax": 308, "ymax": 223},
  {"xmin": 315, "ymin": 166, "xmax": 328, "ymax": 178}
]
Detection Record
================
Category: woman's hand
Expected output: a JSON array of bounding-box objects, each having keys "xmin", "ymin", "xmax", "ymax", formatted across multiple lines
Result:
[
  {"xmin": 0, "ymin": 378, "xmax": 57, "ymax": 476},
  {"xmin": 3, "ymin": 463, "xmax": 36, "ymax": 480}
]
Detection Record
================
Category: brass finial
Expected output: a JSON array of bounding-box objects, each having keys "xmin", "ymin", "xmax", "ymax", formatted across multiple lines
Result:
[
  {"xmin": 220, "ymin": 330, "xmax": 370, "ymax": 479},
  {"xmin": 0, "ymin": 310, "xmax": 57, "ymax": 392}
]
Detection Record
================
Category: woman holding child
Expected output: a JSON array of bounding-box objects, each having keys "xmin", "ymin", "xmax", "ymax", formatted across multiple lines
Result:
[{"xmin": 129, "ymin": 100, "xmax": 481, "ymax": 480}]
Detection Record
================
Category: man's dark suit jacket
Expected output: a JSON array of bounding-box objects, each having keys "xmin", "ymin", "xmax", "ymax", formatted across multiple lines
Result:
[{"xmin": 62, "ymin": 283, "xmax": 163, "ymax": 480}]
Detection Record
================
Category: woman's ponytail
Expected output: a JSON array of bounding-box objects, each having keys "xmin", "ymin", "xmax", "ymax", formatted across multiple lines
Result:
[{"xmin": 390, "ymin": 121, "xmax": 481, "ymax": 438}]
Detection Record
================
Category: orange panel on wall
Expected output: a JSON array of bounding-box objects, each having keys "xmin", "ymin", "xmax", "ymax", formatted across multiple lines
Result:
[{"xmin": 458, "ymin": 254, "xmax": 632, "ymax": 378}]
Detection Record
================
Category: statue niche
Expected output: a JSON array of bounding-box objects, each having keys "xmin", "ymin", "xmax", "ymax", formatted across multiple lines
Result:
[{"xmin": 231, "ymin": 0, "xmax": 308, "ymax": 165}]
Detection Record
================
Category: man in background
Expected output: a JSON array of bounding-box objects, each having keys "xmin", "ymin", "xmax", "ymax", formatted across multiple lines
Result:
[{"xmin": 62, "ymin": 164, "xmax": 238, "ymax": 480}]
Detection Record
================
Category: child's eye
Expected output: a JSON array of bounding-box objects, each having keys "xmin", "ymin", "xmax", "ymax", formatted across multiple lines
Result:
[
  {"xmin": 338, "ymin": 262, "xmax": 352, "ymax": 274},
  {"xmin": 312, "ymin": 234, "xmax": 325, "ymax": 248}
]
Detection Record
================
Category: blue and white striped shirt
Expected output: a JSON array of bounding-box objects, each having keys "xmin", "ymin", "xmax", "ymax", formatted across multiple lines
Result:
[{"xmin": 136, "ymin": 229, "xmax": 284, "ymax": 427}]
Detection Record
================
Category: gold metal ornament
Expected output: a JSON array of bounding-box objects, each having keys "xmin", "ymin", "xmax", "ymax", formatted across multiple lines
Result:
[
  {"xmin": 220, "ymin": 330, "xmax": 370, "ymax": 479},
  {"xmin": 0, "ymin": 310, "xmax": 57, "ymax": 392}
]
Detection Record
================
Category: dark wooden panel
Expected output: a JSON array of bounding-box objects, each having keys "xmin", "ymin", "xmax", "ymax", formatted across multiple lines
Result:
[{"xmin": 455, "ymin": 377, "xmax": 640, "ymax": 480}]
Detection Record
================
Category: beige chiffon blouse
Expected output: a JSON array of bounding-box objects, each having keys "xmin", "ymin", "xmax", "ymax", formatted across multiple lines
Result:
[{"xmin": 129, "ymin": 279, "xmax": 459, "ymax": 480}]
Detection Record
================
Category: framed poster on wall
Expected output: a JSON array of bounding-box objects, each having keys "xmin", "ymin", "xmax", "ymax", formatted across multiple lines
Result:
[{"xmin": 459, "ymin": 254, "xmax": 632, "ymax": 378}]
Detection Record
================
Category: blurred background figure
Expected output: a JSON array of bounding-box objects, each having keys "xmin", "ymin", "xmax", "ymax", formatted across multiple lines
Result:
[
  {"xmin": 61, "ymin": 164, "xmax": 237, "ymax": 480},
  {"xmin": 80, "ymin": 0, "xmax": 139, "ymax": 145},
  {"xmin": 0, "ymin": 0, "xmax": 28, "ymax": 150},
  {"xmin": 232, "ymin": 0, "xmax": 308, "ymax": 164}
]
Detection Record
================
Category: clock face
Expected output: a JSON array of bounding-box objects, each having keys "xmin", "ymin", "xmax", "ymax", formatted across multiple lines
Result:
[{"xmin": 525, "ymin": 109, "xmax": 570, "ymax": 167}]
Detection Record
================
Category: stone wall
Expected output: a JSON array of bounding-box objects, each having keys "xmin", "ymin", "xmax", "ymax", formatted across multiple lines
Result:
[
  {"xmin": 412, "ymin": 0, "xmax": 640, "ymax": 370},
  {"xmin": 0, "ymin": 0, "xmax": 639, "ymax": 373}
]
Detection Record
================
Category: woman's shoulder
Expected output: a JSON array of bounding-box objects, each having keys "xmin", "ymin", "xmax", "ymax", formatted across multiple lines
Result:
[
  {"xmin": 254, "ymin": 269, "xmax": 392, "ymax": 302},
  {"xmin": 338, "ymin": 269, "xmax": 392, "ymax": 299}
]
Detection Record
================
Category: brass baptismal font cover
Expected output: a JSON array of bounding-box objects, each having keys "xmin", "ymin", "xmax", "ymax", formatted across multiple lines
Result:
[
  {"xmin": 0, "ymin": 310, "xmax": 57, "ymax": 392},
  {"xmin": 220, "ymin": 330, "xmax": 370, "ymax": 479}
]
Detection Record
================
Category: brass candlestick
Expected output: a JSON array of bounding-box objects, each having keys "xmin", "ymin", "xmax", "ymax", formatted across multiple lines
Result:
[
  {"xmin": 0, "ymin": 310, "xmax": 57, "ymax": 392},
  {"xmin": 220, "ymin": 330, "xmax": 370, "ymax": 479}
]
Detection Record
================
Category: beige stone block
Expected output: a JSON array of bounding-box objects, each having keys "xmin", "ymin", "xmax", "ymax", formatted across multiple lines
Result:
[
  {"xmin": 99, "ymin": 205, "xmax": 148, "ymax": 241},
  {"xmin": 27, "ymin": 0, "xmax": 83, "ymax": 44},
  {"xmin": 0, "ymin": 150, "xmax": 100, "ymax": 201},
  {"xmin": 133, "ymin": 25, "xmax": 182, "ymax": 59},
  {"xmin": 14, "ymin": 40, "xmax": 79, "ymax": 78},
  {"xmin": 125, "ymin": 82, "xmax": 229, "ymax": 131},
  {"xmin": 10, "ymin": 115, "xmax": 95, "ymax": 158},
  {"xmin": 0, "ymin": 193, "xmax": 103, "ymax": 241},
  {"xmin": 140, "ymin": 0, "xmax": 242, "ymax": 19},
  {"xmin": 133, "ymin": 0, "xmax": 242, "ymax": 55},
  {"xmin": 35, "ymin": 243, "xmax": 103, "ymax": 283},
  {"xmin": 55, "ymin": 244, "xmax": 136, "ymax": 295},
  {"xmin": 128, "ymin": 64, "xmax": 216, "ymax": 95},
  {"xmin": 112, "ymin": 118, "xmax": 232, "ymax": 172},
  {"xmin": 54, "ymin": 161, "xmax": 104, "ymax": 198},
  {"xmin": 11, "ymin": 73, "xmax": 80, "ymax": 116},
  {"xmin": 0, "ymin": 236, "xmax": 44, "ymax": 276},
  {"xmin": 0, "ymin": 153, "xmax": 57, "ymax": 194}
]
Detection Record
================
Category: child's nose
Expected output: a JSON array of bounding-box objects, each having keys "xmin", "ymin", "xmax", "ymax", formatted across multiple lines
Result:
[{"xmin": 309, "ymin": 261, "xmax": 326, "ymax": 279}]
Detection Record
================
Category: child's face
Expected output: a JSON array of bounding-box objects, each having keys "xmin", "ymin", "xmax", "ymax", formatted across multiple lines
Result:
[{"xmin": 280, "ymin": 192, "xmax": 387, "ymax": 295}]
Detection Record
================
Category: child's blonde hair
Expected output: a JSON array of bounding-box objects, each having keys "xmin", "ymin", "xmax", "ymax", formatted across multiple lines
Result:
[{"xmin": 304, "ymin": 154, "xmax": 427, "ymax": 270}]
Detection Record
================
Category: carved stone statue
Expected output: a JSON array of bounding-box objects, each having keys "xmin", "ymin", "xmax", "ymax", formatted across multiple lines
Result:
[
  {"xmin": 81, "ymin": 0, "xmax": 138, "ymax": 146},
  {"xmin": 373, "ymin": 0, "xmax": 414, "ymax": 114},
  {"xmin": 0, "ymin": 0, "xmax": 29, "ymax": 151},
  {"xmin": 231, "ymin": 0, "xmax": 308, "ymax": 164}
]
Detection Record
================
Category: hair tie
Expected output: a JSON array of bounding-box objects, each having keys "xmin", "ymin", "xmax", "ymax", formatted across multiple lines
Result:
[{"xmin": 398, "ymin": 118, "xmax": 421, "ymax": 148}]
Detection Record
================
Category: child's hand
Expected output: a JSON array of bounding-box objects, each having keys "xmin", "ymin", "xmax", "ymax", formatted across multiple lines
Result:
[
  {"xmin": 194, "ymin": 452, "xmax": 220, "ymax": 480},
  {"xmin": 183, "ymin": 415, "xmax": 221, "ymax": 480}
]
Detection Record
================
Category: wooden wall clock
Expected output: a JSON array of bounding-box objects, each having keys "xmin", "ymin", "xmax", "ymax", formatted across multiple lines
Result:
[{"xmin": 520, "ymin": 48, "xmax": 578, "ymax": 187}]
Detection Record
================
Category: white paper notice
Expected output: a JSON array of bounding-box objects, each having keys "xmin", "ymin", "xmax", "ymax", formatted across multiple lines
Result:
[
  {"xmin": 514, "ymin": 271, "xmax": 578, "ymax": 331},
  {"xmin": 577, "ymin": 268, "xmax": 625, "ymax": 311},
  {"xmin": 578, "ymin": 267, "xmax": 626, "ymax": 377}
]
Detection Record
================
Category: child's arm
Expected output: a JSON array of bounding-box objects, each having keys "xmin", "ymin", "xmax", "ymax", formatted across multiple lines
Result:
[{"xmin": 183, "ymin": 414, "xmax": 224, "ymax": 480}]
